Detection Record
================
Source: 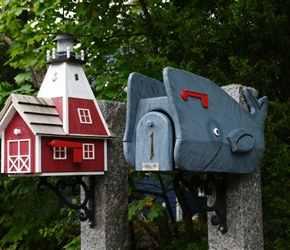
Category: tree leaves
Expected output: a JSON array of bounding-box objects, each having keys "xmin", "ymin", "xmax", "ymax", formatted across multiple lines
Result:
[
  {"xmin": 14, "ymin": 72, "xmax": 32, "ymax": 84},
  {"xmin": 0, "ymin": 175, "xmax": 80, "ymax": 249}
]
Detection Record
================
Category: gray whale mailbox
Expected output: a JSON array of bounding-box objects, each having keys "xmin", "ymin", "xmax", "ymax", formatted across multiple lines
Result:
[
  {"xmin": 123, "ymin": 67, "xmax": 268, "ymax": 233},
  {"xmin": 123, "ymin": 67, "xmax": 268, "ymax": 174}
]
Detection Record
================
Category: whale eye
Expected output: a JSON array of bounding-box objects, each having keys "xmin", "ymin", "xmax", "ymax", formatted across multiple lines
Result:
[{"xmin": 213, "ymin": 128, "xmax": 220, "ymax": 137}]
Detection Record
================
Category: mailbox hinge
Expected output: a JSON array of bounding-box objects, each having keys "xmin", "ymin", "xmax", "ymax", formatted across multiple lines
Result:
[
  {"xmin": 177, "ymin": 173, "xmax": 228, "ymax": 234},
  {"xmin": 37, "ymin": 176, "xmax": 95, "ymax": 228}
]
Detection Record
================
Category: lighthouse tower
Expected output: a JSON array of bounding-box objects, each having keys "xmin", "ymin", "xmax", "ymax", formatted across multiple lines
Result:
[{"xmin": 38, "ymin": 34, "xmax": 111, "ymax": 137}]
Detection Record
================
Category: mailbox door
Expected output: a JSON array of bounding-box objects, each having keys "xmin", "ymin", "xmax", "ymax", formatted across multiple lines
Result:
[{"xmin": 136, "ymin": 111, "xmax": 173, "ymax": 171}]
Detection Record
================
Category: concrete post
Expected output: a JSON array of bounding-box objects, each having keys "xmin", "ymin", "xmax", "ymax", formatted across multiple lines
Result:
[
  {"xmin": 207, "ymin": 85, "xmax": 264, "ymax": 249},
  {"xmin": 81, "ymin": 100, "xmax": 129, "ymax": 250}
]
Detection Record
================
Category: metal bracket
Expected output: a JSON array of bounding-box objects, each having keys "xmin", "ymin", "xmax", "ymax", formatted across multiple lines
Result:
[
  {"xmin": 177, "ymin": 173, "xmax": 228, "ymax": 234},
  {"xmin": 37, "ymin": 176, "xmax": 95, "ymax": 228}
]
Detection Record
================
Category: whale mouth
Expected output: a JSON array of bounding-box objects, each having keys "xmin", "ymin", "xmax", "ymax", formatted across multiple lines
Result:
[
  {"xmin": 202, "ymin": 144, "xmax": 222, "ymax": 171},
  {"xmin": 174, "ymin": 139, "xmax": 222, "ymax": 172}
]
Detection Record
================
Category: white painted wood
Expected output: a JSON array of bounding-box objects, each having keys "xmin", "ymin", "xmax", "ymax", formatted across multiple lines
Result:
[
  {"xmin": 35, "ymin": 136, "xmax": 42, "ymax": 173},
  {"xmin": 38, "ymin": 63, "xmax": 95, "ymax": 100},
  {"xmin": 9, "ymin": 171, "xmax": 105, "ymax": 177},
  {"xmin": 1, "ymin": 131, "xmax": 5, "ymax": 173},
  {"xmin": 104, "ymin": 140, "xmax": 108, "ymax": 171},
  {"xmin": 0, "ymin": 105, "xmax": 16, "ymax": 133}
]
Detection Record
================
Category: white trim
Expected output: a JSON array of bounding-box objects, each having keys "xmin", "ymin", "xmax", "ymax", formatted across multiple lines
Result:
[
  {"xmin": 63, "ymin": 63, "xmax": 69, "ymax": 134},
  {"xmin": 53, "ymin": 147, "xmax": 67, "ymax": 160},
  {"xmin": 60, "ymin": 133, "xmax": 112, "ymax": 139},
  {"xmin": 104, "ymin": 139, "xmax": 108, "ymax": 171},
  {"xmin": 35, "ymin": 136, "xmax": 42, "ymax": 173},
  {"xmin": 1, "ymin": 131, "xmax": 5, "ymax": 173},
  {"xmin": 82, "ymin": 143, "xmax": 95, "ymax": 160},
  {"xmin": 0, "ymin": 105, "xmax": 16, "ymax": 132},
  {"xmin": 9, "ymin": 171, "xmax": 105, "ymax": 177},
  {"xmin": 78, "ymin": 108, "xmax": 92, "ymax": 124}
]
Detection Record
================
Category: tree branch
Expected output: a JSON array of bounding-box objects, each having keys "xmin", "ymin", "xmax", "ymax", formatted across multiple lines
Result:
[
  {"xmin": 135, "ymin": 216, "xmax": 161, "ymax": 247},
  {"xmin": 173, "ymin": 176, "xmax": 195, "ymax": 244},
  {"xmin": 1, "ymin": 34, "xmax": 13, "ymax": 45}
]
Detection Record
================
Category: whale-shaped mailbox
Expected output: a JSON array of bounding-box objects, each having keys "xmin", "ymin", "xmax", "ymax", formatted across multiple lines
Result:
[{"xmin": 123, "ymin": 67, "xmax": 268, "ymax": 174}]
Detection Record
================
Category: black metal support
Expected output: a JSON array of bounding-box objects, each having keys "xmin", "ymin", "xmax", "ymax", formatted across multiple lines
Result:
[
  {"xmin": 177, "ymin": 173, "xmax": 228, "ymax": 234},
  {"xmin": 37, "ymin": 176, "xmax": 95, "ymax": 228}
]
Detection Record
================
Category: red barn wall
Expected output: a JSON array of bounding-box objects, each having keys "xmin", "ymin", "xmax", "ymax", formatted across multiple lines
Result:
[
  {"xmin": 68, "ymin": 97, "xmax": 107, "ymax": 135},
  {"xmin": 51, "ymin": 97, "xmax": 63, "ymax": 121},
  {"xmin": 41, "ymin": 137, "xmax": 105, "ymax": 173}
]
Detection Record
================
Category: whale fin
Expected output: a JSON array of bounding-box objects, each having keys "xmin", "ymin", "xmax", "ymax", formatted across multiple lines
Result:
[{"xmin": 242, "ymin": 87, "xmax": 268, "ymax": 123}]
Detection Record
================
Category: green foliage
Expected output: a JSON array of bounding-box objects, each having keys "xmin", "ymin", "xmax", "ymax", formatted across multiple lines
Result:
[
  {"xmin": 14, "ymin": 72, "xmax": 32, "ymax": 85},
  {"xmin": 129, "ymin": 196, "xmax": 165, "ymax": 221},
  {"xmin": 0, "ymin": 81, "xmax": 37, "ymax": 110},
  {"xmin": 262, "ymin": 100, "xmax": 290, "ymax": 249},
  {"xmin": 0, "ymin": 41, "xmax": 32, "ymax": 109},
  {"xmin": 0, "ymin": 0, "xmax": 289, "ymax": 101},
  {"xmin": 128, "ymin": 170, "xmax": 208, "ymax": 249},
  {"xmin": 128, "ymin": 170, "xmax": 167, "ymax": 226},
  {"xmin": 0, "ymin": 175, "xmax": 79, "ymax": 249},
  {"xmin": 63, "ymin": 235, "xmax": 81, "ymax": 250}
]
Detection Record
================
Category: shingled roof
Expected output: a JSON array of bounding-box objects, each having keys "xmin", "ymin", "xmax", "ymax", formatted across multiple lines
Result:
[{"xmin": 0, "ymin": 94, "xmax": 65, "ymax": 135}]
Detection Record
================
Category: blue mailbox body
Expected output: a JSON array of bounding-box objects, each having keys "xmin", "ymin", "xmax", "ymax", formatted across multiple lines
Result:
[{"xmin": 123, "ymin": 67, "xmax": 268, "ymax": 174}]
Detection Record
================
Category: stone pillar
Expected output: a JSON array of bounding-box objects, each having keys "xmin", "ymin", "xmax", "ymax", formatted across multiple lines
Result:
[
  {"xmin": 207, "ymin": 85, "xmax": 264, "ymax": 250},
  {"xmin": 81, "ymin": 100, "xmax": 129, "ymax": 250}
]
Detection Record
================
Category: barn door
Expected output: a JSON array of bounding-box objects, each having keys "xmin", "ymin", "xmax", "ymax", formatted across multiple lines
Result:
[{"xmin": 8, "ymin": 139, "xmax": 31, "ymax": 173}]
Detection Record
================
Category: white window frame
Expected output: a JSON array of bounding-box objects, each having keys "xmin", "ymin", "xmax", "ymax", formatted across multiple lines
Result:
[
  {"xmin": 7, "ymin": 139, "xmax": 31, "ymax": 173},
  {"xmin": 78, "ymin": 108, "xmax": 92, "ymax": 124},
  {"xmin": 83, "ymin": 143, "xmax": 95, "ymax": 160},
  {"xmin": 53, "ymin": 147, "xmax": 67, "ymax": 160}
]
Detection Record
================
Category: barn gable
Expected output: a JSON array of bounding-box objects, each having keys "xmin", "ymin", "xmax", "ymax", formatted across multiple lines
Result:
[{"xmin": 0, "ymin": 94, "xmax": 65, "ymax": 135}]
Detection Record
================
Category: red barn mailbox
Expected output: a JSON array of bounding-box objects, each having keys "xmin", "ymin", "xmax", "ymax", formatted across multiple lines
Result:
[{"xmin": 0, "ymin": 34, "xmax": 114, "ymax": 176}]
